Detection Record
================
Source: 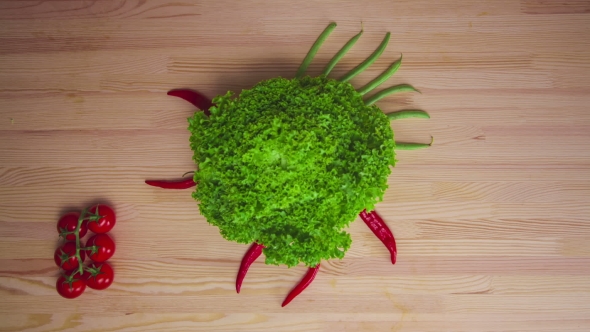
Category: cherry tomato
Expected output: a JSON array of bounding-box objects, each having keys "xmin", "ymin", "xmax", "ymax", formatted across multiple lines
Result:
[
  {"xmin": 57, "ymin": 212, "xmax": 87, "ymax": 241},
  {"xmin": 83, "ymin": 262, "xmax": 114, "ymax": 290},
  {"xmin": 54, "ymin": 242, "xmax": 85, "ymax": 271},
  {"xmin": 56, "ymin": 270, "xmax": 86, "ymax": 299},
  {"xmin": 85, "ymin": 234, "xmax": 115, "ymax": 262},
  {"xmin": 86, "ymin": 204, "xmax": 116, "ymax": 234}
]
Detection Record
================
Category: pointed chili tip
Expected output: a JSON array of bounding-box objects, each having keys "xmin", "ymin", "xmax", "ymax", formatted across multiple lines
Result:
[
  {"xmin": 281, "ymin": 295, "xmax": 295, "ymax": 307},
  {"xmin": 235, "ymin": 242, "xmax": 264, "ymax": 295},
  {"xmin": 391, "ymin": 252, "xmax": 397, "ymax": 265},
  {"xmin": 167, "ymin": 90, "xmax": 185, "ymax": 98},
  {"xmin": 236, "ymin": 274, "xmax": 244, "ymax": 294},
  {"xmin": 167, "ymin": 89, "xmax": 213, "ymax": 115},
  {"xmin": 281, "ymin": 265, "xmax": 320, "ymax": 307}
]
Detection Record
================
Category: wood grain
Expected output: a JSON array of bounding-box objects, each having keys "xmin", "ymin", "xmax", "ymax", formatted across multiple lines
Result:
[{"xmin": 1, "ymin": 0, "xmax": 589, "ymax": 331}]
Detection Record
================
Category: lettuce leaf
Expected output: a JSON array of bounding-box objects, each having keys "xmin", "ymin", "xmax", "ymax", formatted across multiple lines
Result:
[{"xmin": 188, "ymin": 76, "xmax": 395, "ymax": 267}]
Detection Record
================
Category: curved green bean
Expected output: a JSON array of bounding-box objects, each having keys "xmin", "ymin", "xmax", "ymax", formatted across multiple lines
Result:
[
  {"xmin": 358, "ymin": 54, "xmax": 402, "ymax": 95},
  {"xmin": 340, "ymin": 32, "xmax": 391, "ymax": 82},
  {"xmin": 395, "ymin": 137, "xmax": 433, "ymax": 150},
  {"xmin": 386, "ymin": 109, "xmax": 430, "ymax": 121},
  {"xmin": 364, "ymin": 84, "xmax": 419, "ymax": 106},
  {"xmin": 322, "ymin": 29, "xmax": 364, "ymax": 76},
  {"xmin": 295, "ymin": 22, "xmax": 337, "ymax": 79}
]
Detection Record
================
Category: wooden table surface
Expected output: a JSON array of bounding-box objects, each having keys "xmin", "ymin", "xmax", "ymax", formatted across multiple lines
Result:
[{"xmin": 1, "ymin": 1, "xmax": 589, "ymax": 331}]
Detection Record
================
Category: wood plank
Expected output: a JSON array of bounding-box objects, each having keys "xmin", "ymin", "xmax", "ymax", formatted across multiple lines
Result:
[{"xmin": 0, "ymin": 0, "xmax": 589, "ymax": 330}]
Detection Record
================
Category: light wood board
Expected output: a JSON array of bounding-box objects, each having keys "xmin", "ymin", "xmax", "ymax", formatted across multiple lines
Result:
[{"xmin": 1, "ymin": 0, "xmax": 589, "ymax": 331}]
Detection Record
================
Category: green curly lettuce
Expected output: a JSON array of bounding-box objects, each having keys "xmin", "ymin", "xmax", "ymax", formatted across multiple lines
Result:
[{"xmin": 188, "ymin": 76, "xmax": 395, "ymax": 267}]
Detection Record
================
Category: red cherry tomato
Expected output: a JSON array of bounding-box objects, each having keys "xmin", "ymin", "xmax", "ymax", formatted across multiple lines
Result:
[
  {"xmin": 54, "ymin": 242, "xmax": 85, "ymax": 271},
  {"xmin": 83, "ymin": 262, "xmax": 114, "ymax": 290},
  {"xmin": 56, "ymin": 271, "xmax": 86, "ymax": 299},
  {"xmin": 85, "ymin": 234, "xmax": 115, "ymax": 262},
  {"xmin": 86, "ymin": 204, "xmax": 116, "ymax": 234},
  {"xmin": 57, "ymin": 212, "xmax": 87, "ymax": 241}
]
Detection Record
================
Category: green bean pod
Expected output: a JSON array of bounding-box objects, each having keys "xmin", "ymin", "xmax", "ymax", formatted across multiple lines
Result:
[
  {"xmin": 295, "ymin": 22, "xmax": 337, "ymax": 79},
  {"xmin": 322, "ymin": 29, "xmax": 364, "ymax": 76},
  {"xmin": 387, "ymin": 110, "xmax": 430, "ymax": 121},
  {"xmin": 364, "ymin": 84, "xmax": 419, "ymax": 106},
  {"xmin": 340, "ymin": 32, "xmax": 391, "ymax": 82},
  {"xmin": 395, "ymin": 137, "xmax": 433, "ymax": 150},
  {"xmin": 357, "ymin": 54, "xmax": 402, "ymax": 95}
]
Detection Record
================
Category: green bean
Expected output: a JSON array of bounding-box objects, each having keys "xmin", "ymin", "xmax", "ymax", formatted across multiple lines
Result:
[
  {"xmin": 386, "ymin": 109, "xmax": 430, "ymax": 121},
  {"xmin": 340, "ymin": 32, "xmax": 391, "ymax": 82},
  {"xmin": 364, "ymin": 84, "xmax": 419, "ymax": 106},
  {"xmin": 357, "ymin": 54, "xmax": 402, "ymax": 95},
  {"xmin": 295, "ymin": 22, "xmax": 337, "ymax": 79},
  {"xmin": 322, "ymin": 29, "xmax": 363, "ymax": 76},
  {"xmin": 395, "ymin": 137, "xmax": 433, "ymax": 150}
]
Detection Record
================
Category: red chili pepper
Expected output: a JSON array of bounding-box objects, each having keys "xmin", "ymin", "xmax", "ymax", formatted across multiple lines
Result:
[
  {"xmin": 359, "ymin": 209, "xmax": 397, "ymax": 264},
  {"xmin": 145, "ymin": 178, "xmax": 196, "ymax": 189},
  {"xmin": 236, "ymin": 242, "xmax": 265, "ymax": 293},
  {"xmin": 281, "ymin": 264, "xmax": 320, "ymax": 307},
  {"xmin": 167, "ymin": 89, "xmax": 213, "ymax": 116}
]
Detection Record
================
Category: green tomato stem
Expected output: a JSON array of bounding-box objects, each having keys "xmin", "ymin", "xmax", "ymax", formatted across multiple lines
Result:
[
  {"xmin": 58, "ymin": 230, "xmax": 76, "ymax": 240},
  {"xmin": 79, "ymin": 245, "xmax": 99, "ymax": 255},
  {"xmin": 72, "ymin": 208, "xmax": 101, "ymax": 275},
  {"xmin": 74, "ymin": 208, "xmax": 87, "ymax": 275}
]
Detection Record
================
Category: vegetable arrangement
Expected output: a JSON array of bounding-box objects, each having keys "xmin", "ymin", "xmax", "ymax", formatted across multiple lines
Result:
[
  {"xmin": 146, "ymin": 22, "xmax": 431, "ymax": 306},
  {"xmin": 54, "ymin": 204, "xmax": 116, "ymax": 299}
]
